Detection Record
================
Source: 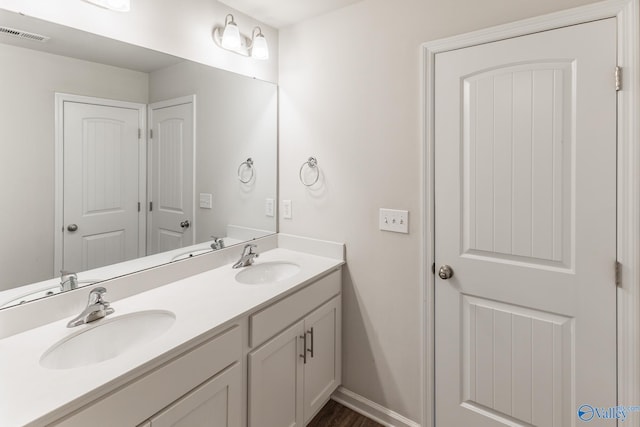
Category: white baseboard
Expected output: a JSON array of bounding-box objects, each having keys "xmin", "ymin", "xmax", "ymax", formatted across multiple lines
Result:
[{"xmin": 331, "ymin": 387, "xmax": 421, "ymax": 427}]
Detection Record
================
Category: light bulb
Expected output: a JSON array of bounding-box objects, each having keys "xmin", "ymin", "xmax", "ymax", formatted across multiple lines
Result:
[
  {"xmin": 222, "ymin": 21, "xmax": 241, "ymax": 50},
  {"xmin": 251, "ymin": 33, "xmax": 269, "ymax": 60}
]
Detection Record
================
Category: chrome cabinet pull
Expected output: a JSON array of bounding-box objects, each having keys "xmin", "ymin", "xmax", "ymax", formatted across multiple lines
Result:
[
  {"xmin": 299, "ymin": 334, "xmax": 307, "ymax": 364},
  {"xmin": 307, "ymin": 327, "xmax": 314, "ymax": 358},
  {"xmin": 180, "ymin": 220, "xmax": 190, "ymax": 229}
]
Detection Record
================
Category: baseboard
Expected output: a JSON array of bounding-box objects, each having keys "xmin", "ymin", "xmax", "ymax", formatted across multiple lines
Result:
[{"xmin": 331, "ymin": 387, "xmax": 421, "ymax": 427}]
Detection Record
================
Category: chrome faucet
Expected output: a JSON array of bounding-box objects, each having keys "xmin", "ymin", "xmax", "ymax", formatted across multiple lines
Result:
[
  {"xmin": 67, "ymin": 287, "xmax": 114, "ymax": 328},
  {"xmin": 232, "ymin": 244, "xmax": 259, "ymax": 268},
  {"xmin": 60, "ymin": 270, "xmax": 78, "ymax": 292},
  {"xmin": 210, "ymin": 236, "xmax": 225, "ymax": 250}
]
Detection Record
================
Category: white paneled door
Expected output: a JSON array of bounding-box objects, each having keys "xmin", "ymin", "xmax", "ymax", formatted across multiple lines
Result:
[
  {"xmin": 434, "ymin": 19, "xmax": 617, "ymax": 426},
  {"xmin": 63, "ymin": 101, "xmax": 142, "ymax": 273},
  {"xmin": 147, "ymin": 98, "xmax": 195, "ymax": 255}
]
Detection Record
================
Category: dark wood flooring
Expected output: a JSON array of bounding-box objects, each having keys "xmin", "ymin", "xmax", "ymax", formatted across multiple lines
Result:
[{"xmin": 307, "ymin": 399, "xmax": 384, "ymax": 427}]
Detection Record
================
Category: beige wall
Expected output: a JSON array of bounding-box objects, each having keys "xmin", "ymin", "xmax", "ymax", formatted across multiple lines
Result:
[
  {"xmin": 149, "ymin": 61, "xmax": 278, "ymax": 243},
  {"xmin": 278, "ymin": 0, "xmax": 601, "ymax": 423},
  {"xmin": 0, "ymin": 0, "xmax": 278, "ymax": 83},
  {"xmin": 0, "ymin": 43, "xmax": 148, "ymax": 291}
]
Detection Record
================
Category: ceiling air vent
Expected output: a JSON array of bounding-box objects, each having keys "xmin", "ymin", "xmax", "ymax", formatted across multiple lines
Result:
[{"xmin": 0, "ymin": 26, "xmax": 50, "ymax": 42}]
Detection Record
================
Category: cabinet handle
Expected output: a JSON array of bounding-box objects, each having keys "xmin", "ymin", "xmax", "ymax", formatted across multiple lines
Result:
[
  {"xmin": 299, "ymin": 334, "xmax": 307, "ymax": 364},
  {"xmin": 307, "ymin": 328, "xmax": 314, "ymax": 358}
]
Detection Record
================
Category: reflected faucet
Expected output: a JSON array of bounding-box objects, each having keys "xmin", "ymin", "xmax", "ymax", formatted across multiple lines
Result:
[
  {"xmin": 232, "ymin": 244, "xmax": 259, "ymax": 268},
  {"xmin": 67, "ymin": 287, "xmax": 114, "ymax": 328},
  {"xmin": 60, "ymin": 270, "xmax": 78, "ymax": 292},
  {"xmin": 211, "ymin": 236, "xmax": 225, "ymax": 250}
]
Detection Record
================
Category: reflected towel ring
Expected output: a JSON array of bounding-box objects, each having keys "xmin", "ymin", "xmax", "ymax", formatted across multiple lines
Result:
[
  {"xmin": 237, "ymin": 157, "xmax": 254, "ymax": 183},
  {"xmin": 299, "ymin": 157, "xmax": 320, "ymax": 187}
]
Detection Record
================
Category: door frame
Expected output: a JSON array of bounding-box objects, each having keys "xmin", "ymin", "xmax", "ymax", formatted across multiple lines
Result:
[
  {"xmin": 421, "ymin": 0, "xmax": 640, "ymax": 426},
  {"xmin": 146, "ymin": 94, "xmax": 197, "ymax": 252},
  {"xmin": 53, "ymin": 93, "xmax": 147, "ymax": 276}
]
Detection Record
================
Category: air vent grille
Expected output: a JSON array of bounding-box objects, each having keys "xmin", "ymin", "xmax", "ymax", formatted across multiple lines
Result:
[{"xmin": 0, "ymin": 26, "xmax": 50, "ymax": 42}]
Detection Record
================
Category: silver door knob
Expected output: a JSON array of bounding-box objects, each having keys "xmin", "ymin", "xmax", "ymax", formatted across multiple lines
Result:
[
  {"xmin": 67, "ymin": 224, "xmax": 78, "ymax": 232},
  {"xmin": 438, "ymin": 265, "xmax": 454, "ymax": 280},
  {"xmin": 180, "ymin": 220, "xmax": 190, "ymax": 229}
]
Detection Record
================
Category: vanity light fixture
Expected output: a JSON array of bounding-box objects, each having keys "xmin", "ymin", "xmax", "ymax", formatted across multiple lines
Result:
[
  {"xmin": 213, "ymin": 14, "xmax": 269, "ymax": 60},
  {"xmin": 83, "ymin": 0, "xmax": 130, "ymax": 12}
]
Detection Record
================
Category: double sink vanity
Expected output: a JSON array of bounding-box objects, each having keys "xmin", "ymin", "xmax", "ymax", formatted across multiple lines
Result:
[{"xmin": 0, "ymin": 234, "xmax": 345, "ymax": 427}]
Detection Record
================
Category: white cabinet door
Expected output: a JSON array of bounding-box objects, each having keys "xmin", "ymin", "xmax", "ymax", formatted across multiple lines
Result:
[
  {"xmin": 303, "ymin": 297, "xmax": 341, "ymax": 423},
  {"xmin": 248, "ymin": 320, "xmax": 305, "ymax": 427},
  {"xmin": 149, "ymin": 363, "xmax": 241, "ymax": 427}
]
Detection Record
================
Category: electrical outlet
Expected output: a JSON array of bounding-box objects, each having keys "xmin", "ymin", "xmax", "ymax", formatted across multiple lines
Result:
[
  {"xmin": 379, "ymin": 208, "xmax": 409, "ymax": 233},
  {"xmin": 282, "ymin": 200, "xmax": 292, "ymax": 219},
  {"xmin": 265, "ymin": 198, "xmax": 275, "ymax": 217}
]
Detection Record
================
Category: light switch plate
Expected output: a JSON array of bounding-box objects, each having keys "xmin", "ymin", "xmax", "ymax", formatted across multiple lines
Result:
[
  {"xmin": 199, "ymin": 193, "xmax": 213, "ymax": 209},
  {"xmin": 379, "ymin": 208, "xmax": 409, "ymax": 233},
  {"xmin": 265, "ymin": 198, "xmax": 275, "ymax": 217},
  {"xmin": 282, "ymin": 200, "xmax": 292, "ymax": 219}
]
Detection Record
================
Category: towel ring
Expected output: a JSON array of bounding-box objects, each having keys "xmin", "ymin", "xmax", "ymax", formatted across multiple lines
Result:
[
  {"xmin": 299, "ymin": 157, "xmax": 319, "ymax": 187},
  {"xmin": 237, "ymin": 158, "xmax": 254, "ymax": 183}
]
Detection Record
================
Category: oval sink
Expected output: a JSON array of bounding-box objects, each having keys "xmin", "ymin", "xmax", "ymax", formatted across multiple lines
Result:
[
  {"xmin": 40, "ymin": 310, "xmax": 175, "ymax": 370},
  {"xmin": 235, "ymin": 262, "xmax": 300, "ymax": 285}
]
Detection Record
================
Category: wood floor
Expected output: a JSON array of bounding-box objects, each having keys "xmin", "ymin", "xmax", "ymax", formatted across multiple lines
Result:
[{"xmin": 307, "ymin": 399, "xmax": 383, "ymax": 427}]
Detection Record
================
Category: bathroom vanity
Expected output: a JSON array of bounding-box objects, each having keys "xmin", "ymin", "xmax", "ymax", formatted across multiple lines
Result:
[{"xmin": 0, "ymin": 235, "xmax": 344, "ymax": 427}]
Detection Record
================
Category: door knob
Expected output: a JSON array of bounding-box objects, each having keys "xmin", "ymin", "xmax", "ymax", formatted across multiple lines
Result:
[
  {"xmin": 67, "ymin": 224, "xmax": 78, "ymax": 232},
  {"xmin": 180, "ymin": 220, "xmax": 190, "ymax": 229},
  {"xmin": 438, "ymin": 265, "xmax": 454, "ymax": 280}
]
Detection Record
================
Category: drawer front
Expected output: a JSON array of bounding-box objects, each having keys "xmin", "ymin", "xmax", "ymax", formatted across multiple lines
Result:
[
  {"xmin": 55, "ymin": 325, "xmax": 241, "ymax": 427},
  {"xmin": 250, "ymin": 269, "xmax": 341, "ymax": 348}
]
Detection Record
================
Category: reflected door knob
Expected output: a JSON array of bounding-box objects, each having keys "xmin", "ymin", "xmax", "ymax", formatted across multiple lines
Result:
[
  {"xmin": 67, "ymin": 224, "xmax": 78, "ymax": 232},
  {"xmin": 180, "ymin": 220, "xmax": 190, "ymax": 229},
  {"xmin": 438, "ymin": 265, "xmax": 454, "ymax": 280}
]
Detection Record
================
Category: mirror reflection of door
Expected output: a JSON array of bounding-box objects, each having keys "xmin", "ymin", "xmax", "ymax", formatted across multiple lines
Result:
[
  {"xmin": 147, "ymin": 96, "xmax": 195, "ymax": 255},
  {"xmin": 61, "ymin": 97, "xmax": 145, "ymax": 273}
]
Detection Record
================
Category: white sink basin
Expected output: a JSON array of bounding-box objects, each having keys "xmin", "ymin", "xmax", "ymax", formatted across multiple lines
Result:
[
  {"xmin": 171, "ymin": 248, "xmax": 212, "ymax": 261},
  {"xmin": 40, "ymin": 310, "xmax": 175, "ymax": 370},
  {"xmin": 235, "ymin": 262, "xmax": 300, "ymax": 285}
]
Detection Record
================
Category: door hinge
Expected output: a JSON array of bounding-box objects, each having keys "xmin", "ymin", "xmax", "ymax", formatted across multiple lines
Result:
[
  {"xmin": 149, "ymin": 201, "xmax": 153, "ymax": 212},
  {"xmin": 138, "ymin": 128, "xmax": 141, "ymax": 139},
  {"xmin": 431, "ymin": 263, "xmax": 436, "ymax": 275},
  {"xmin": 615, "ymin": 66, "xmax": 622, "ymax": 91},
  {"xmin": 616, "ymin": 260, "xmax": 622, "ymax": 287},
  {"xmin": 137, "ymin": 202, "xmax": 141, "ymax": 212},
  {"xmin": 149, "ymin": 129, "xmax": 153, "ymax": 139}
]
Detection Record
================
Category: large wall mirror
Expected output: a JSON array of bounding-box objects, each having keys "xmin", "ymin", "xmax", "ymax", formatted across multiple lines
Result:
[{"xmin": 0, "ymin": 10, "xmax": 277, "ymax": 310}]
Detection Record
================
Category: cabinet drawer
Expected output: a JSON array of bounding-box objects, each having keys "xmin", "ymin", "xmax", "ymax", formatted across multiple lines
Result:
[
  {"xmin": 250, "ymin": 269, "xmax": 341, "ymax": 348},
  {"xmin": 55, "ymin": 325, "xmax": 241, "ymax": 427}
]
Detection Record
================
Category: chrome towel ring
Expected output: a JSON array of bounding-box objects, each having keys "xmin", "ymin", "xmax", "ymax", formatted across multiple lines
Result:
[
  {"xmin": 237, "ymin": 157, "xmax": 254, "ymax": 183},
  {"xmin": 299, "ymin": 157, "xmax": 320, "ymax": 187}
]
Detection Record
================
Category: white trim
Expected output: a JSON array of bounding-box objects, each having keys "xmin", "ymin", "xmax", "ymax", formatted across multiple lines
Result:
[
  {"xmin": 421, "ymin": 1, "xmax": 639, "ymax": 426},
  {"xmin": 331, "ymin": 387, "xmax": 420, "ymax": 427},
  {"xmin": 147, "ymin": 95, "xmax": 197, "ymax": 248},
  {"xmin": 53, "ymin": 93, "xmax": 147, "ymax": 276}
]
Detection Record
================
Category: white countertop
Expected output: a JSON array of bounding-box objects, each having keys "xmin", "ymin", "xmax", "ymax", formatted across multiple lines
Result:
[{"xmin": 0, "ymin": 247, "xmax": 343, "ymax": 427}]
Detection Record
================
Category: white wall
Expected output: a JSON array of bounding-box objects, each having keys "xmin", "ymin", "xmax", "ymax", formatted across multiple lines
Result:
[
  {"xmin": 0, "ymin": 0, "xmax": 278, "ymax": 83},
  {"xmin": 0, "ymin": 43, "xmax": 148, "ymax": 291},
  {"xmin": 278, "ymin": 0, "xmax": 602, "ymax": 423},
  {"xmin": 149, "ymin": 61, "xmax": 278, "ymax": 243}
]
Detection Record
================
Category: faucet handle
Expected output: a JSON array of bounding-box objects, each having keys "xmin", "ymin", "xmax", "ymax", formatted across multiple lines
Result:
[
  {"xmin": 88, "ymin": 287, "xmax": 108, "ymax": 305},
  {"xmin": 243, "ymin": 243, "xmax": 258, "ymax": 255}
]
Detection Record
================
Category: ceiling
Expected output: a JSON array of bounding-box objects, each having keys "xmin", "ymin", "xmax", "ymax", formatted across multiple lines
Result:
[{"xmin": 218, "ymin": 0, "xmax": 363, "ymax": 28}]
